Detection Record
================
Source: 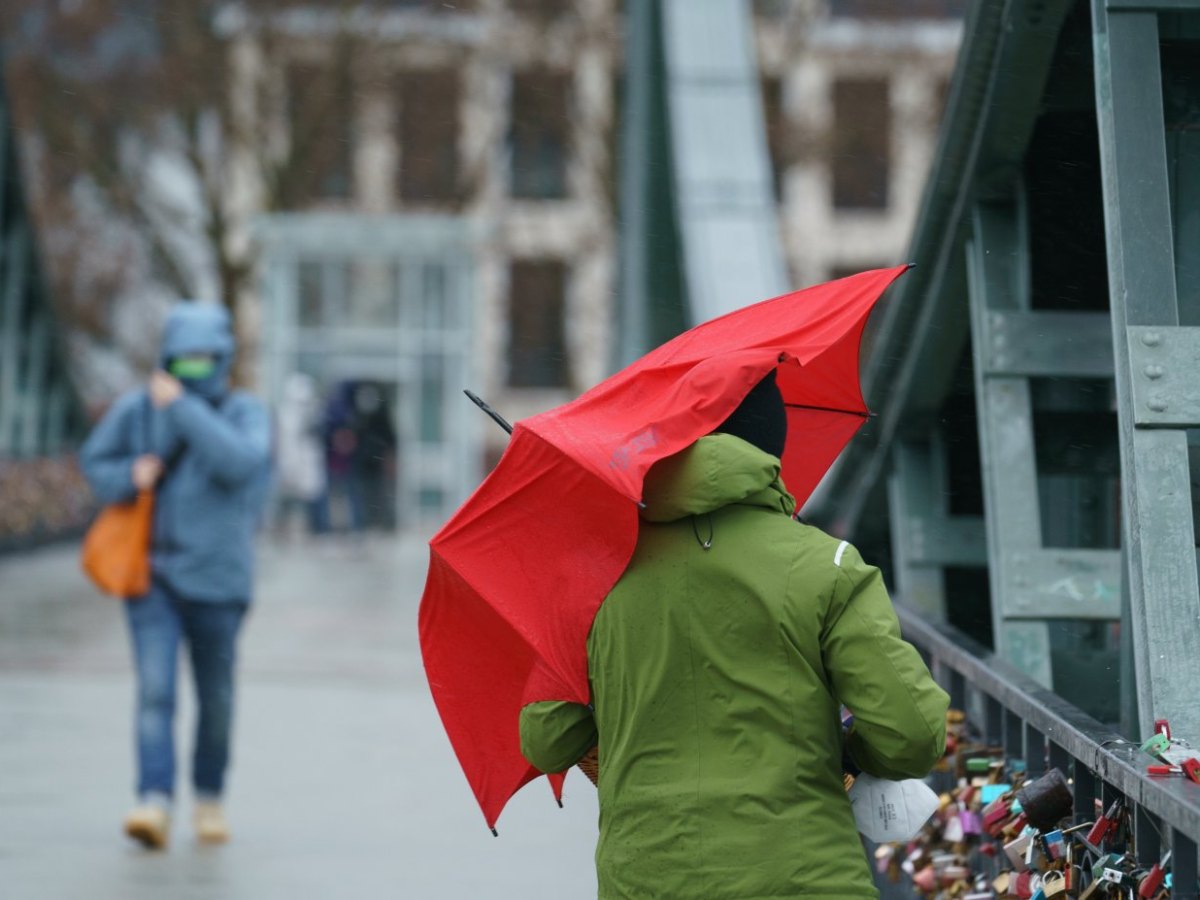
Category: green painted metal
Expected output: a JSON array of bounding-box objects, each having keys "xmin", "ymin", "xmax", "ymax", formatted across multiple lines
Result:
[
  {"xmin": 817, "ymin": 0, "xmax": 1075, "ymax": 538},
  {"xmin": 966, "ymin": 199, "xmax": 1053, "ymax": 686},
  {"xmin": 984, "ymin": 311, "xmax": 1114, "ymax": 377},
  {"xmin": 888, "ymin": 440, "xmax": 950, "ymax": 620},
  {"xmin": 1106, "ymin": 0, "xmax": 1200, "ymax": 9},
  {"xmin": 1000, "ymin": 548, "xmax": 1122, "ymax": 620},
  {"xmin": 1127, "ymin": 326, "xmax": 1200, "ymax": 425},
  {"xmin": 659, "ymin": 0, "xmax": 787, "ymax": 324},
  {"xmin": 615, "ymin": 0, "xmax": 654, "ymax": 369},
  {"xmin": 0, "ymin": 223, "xmax": 23, "ymax": 454},
  {"xmin": 1092, "ymin": 1, "xmax": 1200, "ymax": 739}
]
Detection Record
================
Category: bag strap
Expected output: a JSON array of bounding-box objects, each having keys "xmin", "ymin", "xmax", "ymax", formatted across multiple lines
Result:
[{"xmin": 143, "ymin": 392, "xmax": 153, "ymax": 455}]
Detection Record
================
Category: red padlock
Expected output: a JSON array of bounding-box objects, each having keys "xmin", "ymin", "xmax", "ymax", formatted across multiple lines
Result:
[
  {"xmin": 1154, "ymin": 719, "xmax": 1171, "ymax": 741},
  {"xmin": 1138, "ymin": 851, "xmax": 1171, "ymax": 898},
  {"xmin": 1182, "ymin": 757, "xmax": 1200, "ymax": 786},
  {"xmin": 1012, "ymin": 869, "xmax": 1038, "ymax": 899},
  {"xmin": 1085, "ymin": 799, "xmax": 1122, "ymax": 848},
  {"xmin": 1147, "ymin": 765, "xmax": 1183, "ymax": 776}
]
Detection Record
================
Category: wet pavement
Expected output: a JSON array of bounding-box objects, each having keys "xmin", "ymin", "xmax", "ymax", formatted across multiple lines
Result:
[{"xmin": 0, "ymin": 533, "xmax": 599, "ymax": 899}]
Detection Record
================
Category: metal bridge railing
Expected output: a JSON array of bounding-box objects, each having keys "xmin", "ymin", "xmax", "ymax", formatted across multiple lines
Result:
[{"xmin": 895, "ymin": 603, "xmax": 1200, "ymax": 899}]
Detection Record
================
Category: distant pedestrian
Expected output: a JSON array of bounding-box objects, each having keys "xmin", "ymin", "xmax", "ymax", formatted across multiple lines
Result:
[
  {"xmin": 79, "ymin": 303, "xmax": 271, "ymax": 850},
  {"xmin": 317, "ymin": 382, "xmax": 364, "ymax": 534},
  {"xmin": 273, "ymin": 372, "xmax": 326, "ymax": 537},
  {"xmin": 349, "ymin": 382, "xmax": 397, "ymax": 530}
]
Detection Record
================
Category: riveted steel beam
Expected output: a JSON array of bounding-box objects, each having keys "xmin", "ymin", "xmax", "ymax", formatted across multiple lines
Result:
[{"xmin": 1127, "ymin": 326, "xmax": 1200, "ymax": 426}]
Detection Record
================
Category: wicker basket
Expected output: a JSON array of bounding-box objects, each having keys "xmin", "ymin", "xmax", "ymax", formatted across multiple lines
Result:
[{"xmin": 577, "ymin": 746, "xmax": 599, "ymax": 786}]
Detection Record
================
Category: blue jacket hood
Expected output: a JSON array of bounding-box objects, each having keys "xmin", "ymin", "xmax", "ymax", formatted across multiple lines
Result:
[{"xmin": 160, "ymin": 303, "xmax": 235, "ymax": 400}]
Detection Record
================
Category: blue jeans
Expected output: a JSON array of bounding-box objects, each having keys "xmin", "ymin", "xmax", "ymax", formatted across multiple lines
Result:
[{"xmin": 125, "ymin": 579, "xmax": 247, "ymax": 800}]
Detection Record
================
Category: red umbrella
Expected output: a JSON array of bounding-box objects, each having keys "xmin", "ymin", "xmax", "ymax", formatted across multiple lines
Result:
[{"xmin": 419, "ymin": 265, "xmax": 910, "ymax": 831}]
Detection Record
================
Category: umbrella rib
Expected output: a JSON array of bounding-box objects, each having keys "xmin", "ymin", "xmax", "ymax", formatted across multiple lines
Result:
[{"xmin": 785, "ymin": 403, "xmax": 875, "ymax": 418}]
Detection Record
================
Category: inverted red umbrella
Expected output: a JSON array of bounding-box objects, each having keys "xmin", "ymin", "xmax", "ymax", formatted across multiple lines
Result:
[{"xmin": 419, "ymin": 265, "xmax": 910, "ymax": 831}]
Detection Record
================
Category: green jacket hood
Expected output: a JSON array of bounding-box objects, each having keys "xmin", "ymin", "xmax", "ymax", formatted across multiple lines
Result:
[{"xmin": 639, "ymin": 434, "xmax": 796, "ymax": 522}]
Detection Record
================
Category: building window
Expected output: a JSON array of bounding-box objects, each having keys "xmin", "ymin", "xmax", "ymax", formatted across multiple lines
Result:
[
  {"xmin": 761, "ymin": 76, "xmax": 786, "ymax": 201},
  {"xmin": 285, "ymin": 64, "xmax": 354, "ymax": 206},
  {"xmin": 753, "ymin": 0, "xmax": 794, "ymax": 16},
  {"xmin": 510, "ymin": 70, "xmax": 571, "ymax": 200},
  {"xmin": 383, "ymin": 0, "xmax": 477, "ymax": 10},
  {"xmin": 509, "ymin": 0, "xmax": 571, "ymax": 17},
  {"xmin": 286, "ymin": 64, "xmax": 355, "ymax": 206},
  {"xmin": 831, "ymin": 77, "xmax": 890, "ymax": 210},
  {"xmin": 829, "ymin": 0, "xmax": 965, "ymax": 18},
  {"xmin": 398, "ymin": 69, "xmax": 462, "ymax": 205},
  {"xmin": 507, "ymin": 261, "xmax": 569, "ymax": 388}
]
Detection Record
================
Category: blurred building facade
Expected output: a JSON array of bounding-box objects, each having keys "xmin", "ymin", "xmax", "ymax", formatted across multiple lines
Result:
[
  {"xmin": 0, "ymin": 0, "xmax": 964, "ymax": 528},
  {"xmin": 755, "ymin": 0, "xmax": 963, "ymax": 285},
  {"xmin": 230, "ymin": 0, "xmax": 962, "ymax": 523}
]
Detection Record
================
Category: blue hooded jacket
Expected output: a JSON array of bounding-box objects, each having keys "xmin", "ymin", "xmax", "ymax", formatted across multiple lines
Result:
[{"xmin": 80, "ymin": 304, "xmax": 272, "ymax": 603}]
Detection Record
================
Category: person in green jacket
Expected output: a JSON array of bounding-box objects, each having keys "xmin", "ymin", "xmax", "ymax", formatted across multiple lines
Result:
[{"xmin": 519, "ymin": 372, "xmax": 949, "ymax": 899}]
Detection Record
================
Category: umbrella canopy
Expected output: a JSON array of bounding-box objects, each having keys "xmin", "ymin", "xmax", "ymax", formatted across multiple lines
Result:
[{"xmin": 419, "ymin": 265, "xmax": 910, "ymax": 830}]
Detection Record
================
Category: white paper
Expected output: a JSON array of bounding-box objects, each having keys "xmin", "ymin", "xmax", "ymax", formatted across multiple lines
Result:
[{"xmin": 848, "ymin": 773, "xmax": 941, "ymax": 843}]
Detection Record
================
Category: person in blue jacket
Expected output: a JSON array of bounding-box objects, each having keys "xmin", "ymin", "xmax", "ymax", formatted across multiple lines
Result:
[{"xmin": 80, "ymin": 303, "xmax": 271, "ymax": 850}]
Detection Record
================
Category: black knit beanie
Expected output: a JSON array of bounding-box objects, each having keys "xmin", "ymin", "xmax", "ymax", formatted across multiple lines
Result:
[{"xmin": 714, "ymin": 370, "xmax": 787, "ymax": 459}]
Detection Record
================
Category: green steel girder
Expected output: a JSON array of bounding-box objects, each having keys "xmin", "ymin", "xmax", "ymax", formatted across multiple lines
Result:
[
  {"xmin": 815, "ymin": 0, "xmax": 1077, "ymax": 536},
  {"xmin": 1092, "ymin": 0, "xmax": 1200, "ymax": 740}
]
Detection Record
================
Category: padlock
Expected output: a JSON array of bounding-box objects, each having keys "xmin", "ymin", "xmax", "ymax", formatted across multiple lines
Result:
[
  {"xmin": 940, "ymin": 864, "xmax": 973, "ymax": 886},
  {"xmin": 984, "ymin": 804, "xmax": 1013, "ymax": 837},
  {"xmin": 1024, "ymin": 836, "xmax": 1039, "ymax": 869},
  {"xmin": 1141, "ymin": 732, "xmax": 1171, "ymax": 756},
  {"xmin": 1137, "ymin": 850, "xmax": 1171, "ymax": 898},
  {"xmin": 1001, "ymin": 813, "xmax": 1030, "ymax": 840},
  {"xmin": 1005, "ymin": 833, "xmax": 1034, "ymax": 869},
  {"xmin": 1012, "ymin": 869, "xmax": 1039, "ymax": 899},
  {"xmin": 1092, "ymin": 852, "xmax": 1125, "ymax": 881},
  {"xmin": 873, "ymin": 844, "xmax": 894, "ymax": 875},
  {"xmin": 944, "ymin": 811, "xmax": 966, "ymax": 843},
  {"xmin": 960, "ymin": 809, "xmax": 983, "ymax": 836},
  {"xmin": 1043, "ymin": 829, "xmax": 1067, "ymax": 860},
  {"xmin": 982, "ymin": 783, "xmax": 1013, "ymax": 805},
  {"xmin": 1016, "ymin": 769, "xmax": 1073, "ymax": 832},
  {"xmin": 1100, "ymin": 866, "xmax": 1133, "ymax": 888},
  {"xmin": 1041, "ymin": 870, "xmax": 1068, "ymax": 897},
  {"xmin": 1085, "ymin": 799, "xmax": 1123, "ymax": 849},
  {"xmin": 1182, "ymin": 757, "xmax": 1200, "ymax": 786},
  {"xmin": 1154, "ymin": 718, "xmax": 1171, "ymax": 740},
  {"xmin": 993, "ymin": 871, "xmax": 1013, "ymax": 894},
  {"xmin": 912, "ymin": 865, "xmax": 937, "ymax": 893}
]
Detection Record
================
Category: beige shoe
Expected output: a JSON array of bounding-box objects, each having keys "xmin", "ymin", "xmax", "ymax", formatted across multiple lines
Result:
[
  {"xmin": 124, "ymin": 805, "xmax": 170, "ymax": 849},
  {"xmin": 194, "ymin": 801, "xmax": 229, "ymax": 844}
]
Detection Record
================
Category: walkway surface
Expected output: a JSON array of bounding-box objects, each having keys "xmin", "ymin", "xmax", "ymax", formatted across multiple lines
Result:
[{"xmin": 0, "ymin": 533, "xmax": 599, "ymax": 899}]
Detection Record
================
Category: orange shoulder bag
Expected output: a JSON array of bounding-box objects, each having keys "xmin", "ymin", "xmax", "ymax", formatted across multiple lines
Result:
[
  {"xmin": 81, "ymin": 490, "xmax": 154, "ymax": 598},
  {"xmin": 81, "ymin": 397, "xmax": 155, "ymax": 599}
]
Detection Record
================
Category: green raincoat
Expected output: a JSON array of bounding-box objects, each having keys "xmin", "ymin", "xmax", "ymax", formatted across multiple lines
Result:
[{"xmin": 520, "ymin": 435, "xmax": 949, "ymax": 899}]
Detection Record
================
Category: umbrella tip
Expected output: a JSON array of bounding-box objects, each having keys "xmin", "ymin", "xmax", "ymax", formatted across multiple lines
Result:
[
  {"xmin": 491, "ymin": 827, "xmax": 499, "ymax": 837},
  {"xmin": 557, "ymin": 798, "xmax": 564, "ymax": 809},
  {"xmin": 905, "ymin": 261, "xmax": 917, "ymax": 270}
]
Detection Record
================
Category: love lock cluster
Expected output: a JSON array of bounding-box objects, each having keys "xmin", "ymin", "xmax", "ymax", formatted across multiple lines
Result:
[{"xmin": 874, "ymin": 710, "xmax": 1180, "ymax": 899}]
